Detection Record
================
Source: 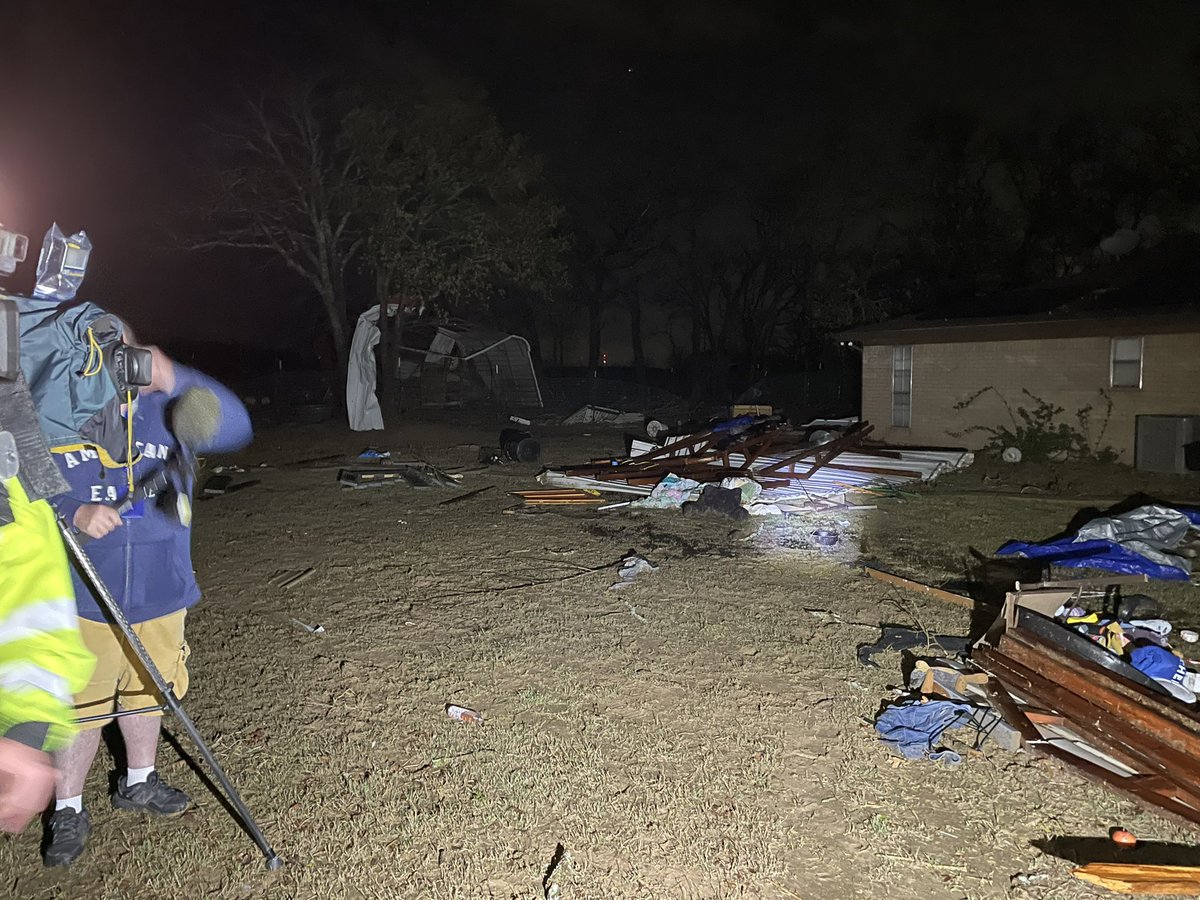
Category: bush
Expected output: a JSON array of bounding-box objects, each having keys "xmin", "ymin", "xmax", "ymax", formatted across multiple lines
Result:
[{"xmin": 951, "ymin": 387, "xmax": 1118, "ymax": 463}]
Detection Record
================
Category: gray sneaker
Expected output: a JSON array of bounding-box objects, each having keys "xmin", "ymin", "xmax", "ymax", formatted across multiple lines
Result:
[
  {"xmin": 111, "ymin": 773, "xmax": 190, "ymax": 816},
  {"xmin": 43, "ymin": 808, "xmax": 90, "ymax": 867}
]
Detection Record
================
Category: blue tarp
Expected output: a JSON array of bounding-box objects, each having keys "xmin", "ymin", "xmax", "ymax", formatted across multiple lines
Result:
[{"xmin": 997, "ymin": 506, "xmax": 1200, "ymax": 581}]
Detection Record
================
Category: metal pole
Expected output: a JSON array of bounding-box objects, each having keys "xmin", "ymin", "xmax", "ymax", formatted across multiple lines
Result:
[
  {"xmin": 57, "ymin": 518, "xmax": 283, "ymax": 870},
  {"xmin": 76, "ymin": 704, "xmax": 165, "ymax": 725}
]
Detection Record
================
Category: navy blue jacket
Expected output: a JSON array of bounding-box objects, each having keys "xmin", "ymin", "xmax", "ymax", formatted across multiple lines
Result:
[{"xmin": 51, "ymin": 365, "xmax": 252, "ymax": 623}]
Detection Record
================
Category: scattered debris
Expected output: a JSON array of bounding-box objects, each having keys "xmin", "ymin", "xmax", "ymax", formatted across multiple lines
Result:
[
  {"xmin": 1111, "ymin": 829, "xmax": 1139, "ymax": 848},
  {"xmin": 338, "ymin": 463, "xmax": 462, "ymax": 489},
  {"xmin": 537, "ymin": 418, "xmax": 972, "ymax": 514},
  {"xmin": 968, "ymin": 578, "xmax": 1200, "ymax": 829},
  {"xmin": 200, "ymin": 473, "xmax": 261, "ymax": 498},
  {"xmin": 439, "ymin": 485, "xmax": 496, "ymax": 506},
  {"xmin": 289, "ymin": 617, "xmax": 325, "ymax": 634},
  {"xmin": 1011, "ymin": 872, "xmax": 1050, "ymax": 887},
  {"xmin": 623, "ymin": 601, "xmax": 647, "ymax": 623},
  {"xmin": 446, "ymin": 705, "xmax": 484, "ymax": 725},
  {"xmin": 542, "ymin": 842, "xmax": 567, "ymax": 900},
  {"xmin": 511, "ymin": 489, "xmax": 604, "ymax": 507},
  {"xmin": 730, "ymin": 404, "xmax": 773, "ymax": 417},
  {"xmin": 562, "ymin": 404, "xmax": 644, "ymax": 426},
  {"xmin": 874, "ymin": 698, "xmax": 976, "ymax": 767},
  {"xmin": 203, "ymin": 474, "xmax": 233, "ymax": 495},
  {"xmin": 681, "ymin": 484, "xmax": 750, "ymax": 521},
  {"xmin": 863, "ymin": 566, "xmax": 977, "ymax": 610},
  {"xmin": 857, "ymin": 626, "xmax": 970, "ymax": 668},
  {"xmin": 499, "ymin": 428, "xmax": 541, "ymax": 462},
  {"xmin": 277, "ymin": 567, "xmax": 315, "ymax": 590},
  {"xmin": 610, "ymin": 550, "xmax": 658, "ymax": 591},
  {"xmin": 811, "ymin": 527, "xmax": 839, "ymax": 546},
  {"xmin": 1072, "ymin": 862, "xmax": 1200, "ymax": 894}
]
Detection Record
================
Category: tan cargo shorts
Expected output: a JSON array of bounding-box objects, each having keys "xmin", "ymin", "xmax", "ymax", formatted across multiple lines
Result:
[{"xmin": 73, "ymin": 609, "xmax": 190, "ymax": 729}]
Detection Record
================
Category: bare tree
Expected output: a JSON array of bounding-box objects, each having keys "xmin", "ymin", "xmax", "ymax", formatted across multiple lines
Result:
[{"xmin": 191, "ymin": 85, "xmax": 361, "ymax": 381}]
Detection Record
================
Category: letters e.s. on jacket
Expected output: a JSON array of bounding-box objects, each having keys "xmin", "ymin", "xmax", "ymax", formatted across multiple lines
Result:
[{"xmin": 51, "ymin": 365, "xmax": 253, "ymax": 624}]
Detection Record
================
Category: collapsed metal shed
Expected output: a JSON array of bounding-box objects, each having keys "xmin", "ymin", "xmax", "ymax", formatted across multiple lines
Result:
[{"xmin": 347, "ymin": 306, "xmax": 542, "ymax": 430}]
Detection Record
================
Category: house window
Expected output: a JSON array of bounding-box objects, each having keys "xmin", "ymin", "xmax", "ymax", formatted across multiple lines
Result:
[
  {"xmin": 892, "ymin": 345, "xmax": 913, "ymax": 427},
  {"xmin": 1110, "ymin": 337, "xmax": 1143, "ymax": 389}
]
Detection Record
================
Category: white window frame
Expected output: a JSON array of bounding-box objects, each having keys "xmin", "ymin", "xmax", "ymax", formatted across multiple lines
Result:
[
  {"xmin": 891, "ymin": 345, "xmax": 913, "ymax": 428},
  {"xmin": 1110, "ymin": 337, "xmax": 1143, "ymax": 389}
]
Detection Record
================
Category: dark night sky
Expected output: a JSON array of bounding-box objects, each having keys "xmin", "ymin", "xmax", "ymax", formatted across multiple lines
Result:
[{"xmin": 2, "ymin": 1, "xmax": 1199, "ymax": 350}]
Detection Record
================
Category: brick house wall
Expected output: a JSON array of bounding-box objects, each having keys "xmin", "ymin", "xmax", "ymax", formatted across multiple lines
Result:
[{"xmin": 861, "ymin": 333, "xmax": 1200, "ymax": 460}]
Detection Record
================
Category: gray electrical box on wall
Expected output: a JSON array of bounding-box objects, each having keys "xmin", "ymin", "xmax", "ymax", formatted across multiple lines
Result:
[{"xmin": 1136, "ymin": 415, "xmax": 1200, "ymax": 474}]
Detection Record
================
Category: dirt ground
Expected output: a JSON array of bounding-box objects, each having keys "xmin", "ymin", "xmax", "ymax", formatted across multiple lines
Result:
[{"xmin": 4, "ymin": 419, "xmax": 1200, "ymax": 900}]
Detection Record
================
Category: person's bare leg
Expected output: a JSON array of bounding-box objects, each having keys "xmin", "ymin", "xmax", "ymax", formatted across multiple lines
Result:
[
  {"xmin": 118, "ymin": 714, "xmax": 161, "ymax": 770},
  {"xmin": 45, "ymin": 728, "xmax": 101, "ymax": 867},
  {"xmin": 53, "ymin": 728, "xmax": 103, "ymax": 799},
  {"xmin": 111, "ymin": 712, "xmax": 189, "ymax": 815}
]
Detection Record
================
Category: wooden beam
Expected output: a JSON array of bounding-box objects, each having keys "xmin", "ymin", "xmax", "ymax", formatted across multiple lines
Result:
[
  {"xmin": 1003, "ymin": 629, "xmax": 1200, "ymax": 746},
  {"xmin": 974, "ymin": 647, "xmax": 1161, "ymax": 776},
  {"xmin": 1073, "ymin": 863, "xmax": 1200, "ymax": 894},
  {"xmin": 864, "ymin": 566, "xmax": 975, "ymax": 609}
]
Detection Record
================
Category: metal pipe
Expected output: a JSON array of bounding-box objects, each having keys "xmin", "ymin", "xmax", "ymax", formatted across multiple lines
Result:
[
  {"xmin": 75, "ymin": 704, "xmax": 164, "ymax": 725},
  {"xmin": 57, "ymin": 518, "xmax": 283, "ymax": 870}
]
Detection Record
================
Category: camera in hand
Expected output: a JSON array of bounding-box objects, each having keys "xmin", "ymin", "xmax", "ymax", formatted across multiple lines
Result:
[{"xmin": 106, "ymin": 341, "xmax": 152, "ymax": 393}]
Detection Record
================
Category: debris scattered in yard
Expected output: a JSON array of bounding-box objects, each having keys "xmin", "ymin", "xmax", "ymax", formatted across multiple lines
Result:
[
  {"xmin": 538, "ymin": 417, "xmax": 972, "ymax": 514},
  {"xmin": 1072, "ymin": 862, "xmax": 1200, "ymax": 894},
  {"xmin": 610, "ymin": 550, "xmax": 658, "ymax": 590},
  {"xmin": 869, "ymin": 571, "xmax": 1200, "ymax": 834},
  {"xmin": 511, "ymin": 488, "xmax": 604, "ymax": 507},
  {"xmin": 857, "ymin": 626, "xmax": 970, "ymax": 668},
  {"xmin": 500, "ymin": 427, "xmax": 541, "ymax": 462},
  {"xmin": 561, "ymin": 403, "xmax": 644, "ymax": 426},
  {"xmin": 289, "ymin": 617, "xmax": 325, "ymax": 634},
  {"xmin": 446, "ymin": 704, "xmax": 484, "ymax": 725},
  {"xmin": 863, "ymin": 565, "xmax": 977, "ymax": 610},
  {"xmin": 268, "ymin": 567, "xmax": 316, "ymax": 590},
  {"xmin": 439, "ymin": 485, "xmax": 496, "ymax": 505},
  {"xmin": 337, "ymin": 461, "xmax": 462, "ymax": 489}
]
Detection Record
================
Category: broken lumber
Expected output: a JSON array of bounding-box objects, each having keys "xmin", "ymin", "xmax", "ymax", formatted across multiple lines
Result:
[
  {"xmin": 1072, "ymin": 862, "xmax": 1200, "ymax": 895},
  {"xmin": 439, "ymin": 486, "xmax": 495, "ymax": 506},
  {"xmin": 864, "ymin": 566, "xmax": 974, "ymax": 609}
]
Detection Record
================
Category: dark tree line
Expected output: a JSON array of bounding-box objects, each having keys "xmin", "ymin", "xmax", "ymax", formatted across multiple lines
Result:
[
  {"xmin": 186, "ymin": 48, "xmax": 1200, "ymax": 405},
  {"xmin": 565, "ymin": 105, "xmax": 1200, "ymax": 395}
]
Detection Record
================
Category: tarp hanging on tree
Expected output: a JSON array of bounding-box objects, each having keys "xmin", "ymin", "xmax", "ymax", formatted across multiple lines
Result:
[
  {"xmin": 996, "ymin": 504, "xmax": 1200, "ymax": 580},
  {"xmin": 346, "ymin": 306, "xmax": 543, "ymax": 431}
]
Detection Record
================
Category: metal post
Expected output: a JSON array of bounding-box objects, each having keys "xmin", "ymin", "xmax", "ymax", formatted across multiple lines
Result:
[{"xmin": 57, "ymin": 518, "xmax": 283, "ymax": 870}]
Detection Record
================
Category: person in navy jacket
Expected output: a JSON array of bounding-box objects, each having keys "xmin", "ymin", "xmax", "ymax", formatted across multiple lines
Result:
[{"xmin": 42, "ymin": 344, "xmax": 252, "ymax": 867}]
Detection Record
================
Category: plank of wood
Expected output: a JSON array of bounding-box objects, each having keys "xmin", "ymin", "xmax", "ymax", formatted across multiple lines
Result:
[
  {"xmin": 439, "ymin": 486, "xmax": 495, "ymax": 506},
  {"xmin": 1003, "ymin": 629, "xmax": 1200, "ymax": 747},
  {"xmin": 974, "ymin": 647, "xmax": 1159, "ymax": 776},
  {"xmin": 1024, "ymin": 711, "xmax": 1068, "ymax": 727},
  {"xmin": 977, "ymin": 647, "xmax": 1200, "ymax": 810},
  {"xmin": 1073, "ymin": 862, "xmax": 1200, "ymax": 894},
  {"xmin": 982, "ymin": 676, "xmax": 1040, "ymax": 747},
  {"xmin": 864, "ymin": 566, "xmax": 975, "ymax": 609},
  {"xmin": 279, "ymin": 567, "xmax": 315, "ymax": 590}
]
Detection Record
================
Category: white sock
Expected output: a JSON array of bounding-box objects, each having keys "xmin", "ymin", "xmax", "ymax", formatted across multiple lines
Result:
[
  {"xmin": 55, "ymin": 795, "xmax": 83, "ymax": 814},
  {"xmin": 126, "ymin": 766, "xmax": 155, "ymax": 786}
]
